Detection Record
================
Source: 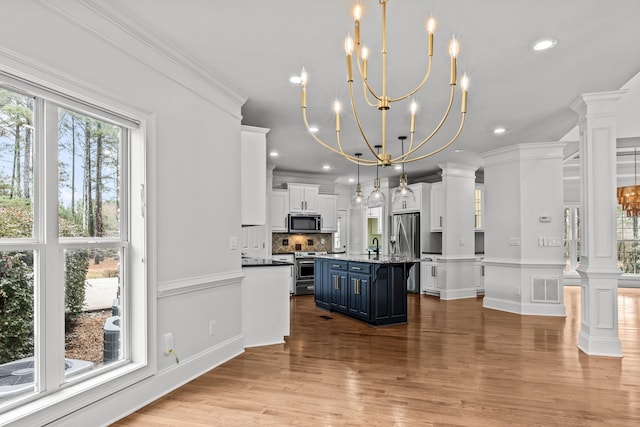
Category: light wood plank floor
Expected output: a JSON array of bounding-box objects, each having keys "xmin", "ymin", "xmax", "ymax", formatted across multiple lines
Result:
[{"xmin": 115, "ymin": 287, "xmax": 640, "ymax": 426}]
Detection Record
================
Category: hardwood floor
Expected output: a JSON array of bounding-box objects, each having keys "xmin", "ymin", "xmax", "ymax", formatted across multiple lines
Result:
[{"xmin": 115, "ymin": 287, "xmax": 640, "ymax": 426}]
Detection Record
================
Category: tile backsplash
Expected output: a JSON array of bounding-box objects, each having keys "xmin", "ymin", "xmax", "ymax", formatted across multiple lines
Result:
[{"xmin": 273, "ymin": 233, "xmax": 333, "ymax": 254}]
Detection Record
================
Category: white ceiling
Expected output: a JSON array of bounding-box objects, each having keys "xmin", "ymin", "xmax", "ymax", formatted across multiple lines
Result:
[{"xmin": 108, "ymin": 0, "xmax": 640, "ymax": 183}]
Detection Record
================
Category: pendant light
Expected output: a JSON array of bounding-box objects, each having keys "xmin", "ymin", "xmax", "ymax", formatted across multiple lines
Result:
[
  {"xmin": 351, "ymin": 153, "xmax": 366, "ymax": 208},
  {"xmin": 367, "ymin": 145, "xmax": 387, "ymax": 208},
  {"xmin": 391, "ymin": 136, "xmax": 416, "ymax": 205}
]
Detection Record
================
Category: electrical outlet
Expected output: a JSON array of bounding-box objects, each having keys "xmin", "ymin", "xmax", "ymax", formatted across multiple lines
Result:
[
  {"xmin": 209, "ymin": 320, "xmax": 216, "ymax": 336},
  {"xmin": 163, "ymin": 332, "xmax": 174, "ymax": 355}
]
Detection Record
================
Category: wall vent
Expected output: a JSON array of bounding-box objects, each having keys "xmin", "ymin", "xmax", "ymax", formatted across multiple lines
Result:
[{"xmin": 531, "ymin": 276, "xmax": 560, "ymax": 303}]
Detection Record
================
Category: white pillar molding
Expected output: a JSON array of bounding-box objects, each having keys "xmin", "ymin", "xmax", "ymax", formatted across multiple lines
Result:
[
  {"xmin": 570, "ymin": 91, "xmax": 625, "ymax": 357},
  {"xmin": 437, "ymin": 162, "xmax": 479, "ymax": 300}
]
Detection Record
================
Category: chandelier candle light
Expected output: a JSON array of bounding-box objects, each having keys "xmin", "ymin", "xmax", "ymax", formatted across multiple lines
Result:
[{"xmin": 298, "ymin": 0, "xmax": 470, "ymax": 170}]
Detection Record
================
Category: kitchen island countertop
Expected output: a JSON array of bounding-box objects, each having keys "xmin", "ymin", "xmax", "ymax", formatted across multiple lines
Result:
[{"xmin": 315, "ymin": 253, "xmax": 417, "ymax": 264}]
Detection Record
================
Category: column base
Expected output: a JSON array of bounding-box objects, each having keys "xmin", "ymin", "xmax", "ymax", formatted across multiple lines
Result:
[{"xmin": 578, "ymin": 330, "xmax": 622, "ymax": 357}]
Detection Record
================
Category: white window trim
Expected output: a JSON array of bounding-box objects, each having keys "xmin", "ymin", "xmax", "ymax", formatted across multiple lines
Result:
[{"xmin": 0, "ymin": 71, "xmax": 156, "ymax": 426}]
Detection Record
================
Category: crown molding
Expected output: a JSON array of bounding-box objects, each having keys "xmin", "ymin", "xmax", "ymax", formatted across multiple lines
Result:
[{"xmin": 35, "ymin": 0, "xmax": 247, "ymax": 119}]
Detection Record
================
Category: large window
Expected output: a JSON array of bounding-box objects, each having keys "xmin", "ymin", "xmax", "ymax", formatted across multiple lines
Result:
[
  {"xmin": 0, "ymin": 79, "xmax": 146, "ymax": 415},
  {"xmin": 564, "ymin": 206, "xmax": 580, "ymax": 273},
  {"xmin": 564, "ymin": 204, "xmax": 640, "ymax": 274},
  {"xmin": 617, "ymin": 207, "xmax": 640, "ymax": 273}
]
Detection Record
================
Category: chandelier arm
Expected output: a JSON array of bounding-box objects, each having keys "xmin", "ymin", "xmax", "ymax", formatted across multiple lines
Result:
[
  {"xmin": 355, "ymin": 49, "xmax": 381, "ymax": 105},
  {"xmin": 301, "ymin": 105, "xmax": 377, "ymax": 164},
  {"xmin": 389, "ymin": 57, "xmax": 433, "ymax": 103},
  {"xmin": 395, "ymin": 85, "xmax": 456, "ymax": 161},
  {"xmin": 348, "ymin": 81, "xmax": 382, "ymax": 161},
  {"xmin": 362, "ymin": 77, "xmax": 380, "ymax": 107},
  {"xmin": 404, "ymin": 132, "xmax": 415, "ymax": 161},
  {"xmin": 402, "ymin": 113, "xmax": 466, "ymax": 164}
]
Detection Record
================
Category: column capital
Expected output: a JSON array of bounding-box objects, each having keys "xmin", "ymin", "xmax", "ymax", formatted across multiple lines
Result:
[
  {"xmin": 437, "ymin": 162, "xmax": 479, "ymax": 179},
  {"xmin": 570, "ymin": 90, "xmax": 626, "ymax": 118}
]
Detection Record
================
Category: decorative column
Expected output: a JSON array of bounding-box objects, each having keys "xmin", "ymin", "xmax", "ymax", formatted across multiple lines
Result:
[
  {"xmin": 438, "ymin": 163, "xmax": 478, "ymax": 299},
  {"xmin": 571, "ymin": 91, "xmax": 625, "ymax": 357},
  {"xmin": 482, "ymin": 143, "xmax": 566, "ymax": 316}
]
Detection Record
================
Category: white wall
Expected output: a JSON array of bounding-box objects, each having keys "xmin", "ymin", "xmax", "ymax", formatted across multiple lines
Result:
[{"xmin": 0, "ymin": 2, "xmax": 246, "ymax": 425}]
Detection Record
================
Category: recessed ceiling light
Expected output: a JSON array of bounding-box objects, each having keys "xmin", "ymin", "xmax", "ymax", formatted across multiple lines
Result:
[
  {"xmin": 269, "ymin": 151, "xmax": 279, "ymax": 157},
  {"xmin": 532, "ymin": 38, "xmax": 558, "ymax": 51},
  {"xmin": 348, "ymin": 178, "xmax": 355, "ymax": 183},
  {"xmin": 394, "ymin": 165, "xmax": 402, "ymax": 170},
  {"xmin": 454, "ymin": 149, "xmax": 464, "ymax": 153},
  {"xmin": 289, "ymin": 75, "xmax": 302, "ymax": 84},
  {"xmin": 493, "ymin": 127, "xmax": 507, "ymax": 134},
  {"xmin": 309, "ymin": 126, "xmax": 319, "ymax": 133},
  {"xmin": 322, "ymin": 165, "xmax": 331, "ymax": 170}
]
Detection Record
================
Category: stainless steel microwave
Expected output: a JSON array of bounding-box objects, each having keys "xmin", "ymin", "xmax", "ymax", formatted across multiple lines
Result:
[{"xmin": 288, "ymin": 214, "xmax": 322, "ymax": 233}]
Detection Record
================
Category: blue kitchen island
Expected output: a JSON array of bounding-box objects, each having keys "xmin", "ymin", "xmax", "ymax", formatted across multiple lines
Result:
[{"xmin": 314, "ymin": 254, "xmax": 415, "ymax": 326}]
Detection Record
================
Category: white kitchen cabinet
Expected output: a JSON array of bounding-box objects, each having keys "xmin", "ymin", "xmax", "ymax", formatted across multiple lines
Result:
[
  {"xmin": 242, "ymin": 264, "xmax": 291, "ymax": 347},
  {"xmin": 288, "ymin": 183, "xmax": 319, "ymax": 213},
  {"xmin": 240, "ymin": 126, "xmax": 269, "ymax": 225},
  {"xmin": 391, "ymin": 183, "xmax": 422, "ymax": 213},
  {"xmin": 319, "ymin": 194, "xmax": 338, "ymax": 232},
  {"xmin": 430, "ymin": 182, "xmax": 443, "ymax": 231},
  {"xmin": 474, "ymin": 259, "xmax": 485, "ymax": 294},
  {"xmin": 272, "ymin": 254, "xmax": 295, "ymax": 295},
  {"xmin": 270, "ymin": 189, "xmax": 289, "ymax": 232},
  {"xmin": 420, "ymin": 259, "xmax": 443, "ymax": 296},
  {"xmin": 475, "ymin": 184, "xmax": 484, "ymax": 231}
]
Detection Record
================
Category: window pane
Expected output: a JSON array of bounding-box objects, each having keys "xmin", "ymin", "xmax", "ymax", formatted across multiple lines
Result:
[
  {"xmin": 0, "ymin": 89, "xmax": 35, "ymax": 238},
  {"xmin": 58, "ymin": 109, "xmax": 121, "ymax": 238},
  {"xmin": 64, "ymin": 247, "xmax": 122, "ymax": 376},
  {"xmin": 0, "ymin": 250, "xmax": 35, "ymax": 404}
]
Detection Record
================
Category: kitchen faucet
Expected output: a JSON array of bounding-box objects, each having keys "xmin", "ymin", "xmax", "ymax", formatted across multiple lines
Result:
[{"xmin": 372, "ymin": 237, "xmax": 380, "ymax": 257}]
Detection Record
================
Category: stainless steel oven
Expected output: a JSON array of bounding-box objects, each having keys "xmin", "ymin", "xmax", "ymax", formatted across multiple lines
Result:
[{"xmin": 294, "ymin": 252, "xmax": 326, "ymax": 295}]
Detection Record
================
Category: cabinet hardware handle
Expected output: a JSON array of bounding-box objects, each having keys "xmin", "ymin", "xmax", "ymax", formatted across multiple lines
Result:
[
  {"xmin": 439, "ymin": 216, "xmax": 443, "ymax": 227},
  {"xmin": 432, "ymin": 266, "xmax": 436, "ymax": 276},
  {"xmin": 332, "ymin": 264, "xmax": 340, "ymax": 268},
  {"xmin": 334, "ymin": 276, "xmax": 338, "ymax": 290},
  {"xmin": 352, "ymin": 266, "xmax": 361, "ymax": 270}
]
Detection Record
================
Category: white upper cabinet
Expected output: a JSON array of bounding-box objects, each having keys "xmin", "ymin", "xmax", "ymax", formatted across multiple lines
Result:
[
  {"xmin": 430, "ymin": 182, "xmax": 444, "ymax": 231},
  {"xmin": 240, "ymin": 126, "xmax": 269, "ymax": 225},
  {"xmin": 288, "ymin": 183, "xmax": 320, "ymax": 213},
  {"xmin": 319, "ymin": 194, "xmax": 338, "ymax": 232},
  {"xmin": 270, "ymin": 189, "xmax": 289, "ymax": 232},
  {"xmin": 391, "ymin": 183, "xmax": 422, "ymax": 213}
]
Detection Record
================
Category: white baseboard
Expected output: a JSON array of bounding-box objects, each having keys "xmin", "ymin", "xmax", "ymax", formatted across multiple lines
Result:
[
  {"xmin": 48, "ymin": 335, "xmax": 244, "ymax": 426},
  {"xmin": 483, "ymin": 297, "xmax": 566, "ymax": 316}
]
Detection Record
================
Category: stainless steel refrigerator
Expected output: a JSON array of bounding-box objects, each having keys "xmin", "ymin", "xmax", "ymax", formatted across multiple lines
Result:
[{"xmin": 389, "ymin": 212, "xmax": 420, "ymax": 293}]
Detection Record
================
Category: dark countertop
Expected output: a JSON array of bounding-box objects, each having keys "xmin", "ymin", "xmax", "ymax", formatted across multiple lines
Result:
[
  {"xmin": 316, "ymin": 253, "xmax": 417, "ymax": 264},
  {"xmin": 242, "ymin": 258, "xmax": 293, "ymax": 267}
]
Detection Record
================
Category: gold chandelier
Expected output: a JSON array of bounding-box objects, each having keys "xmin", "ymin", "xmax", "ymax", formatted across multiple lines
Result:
[
  {"xmin": 617, "ymin": 148, "xmax": 640, "ymax": 217},
  {"xmin": 298, "ymin": 0, "xmax": 470, "ymax": 168}
]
